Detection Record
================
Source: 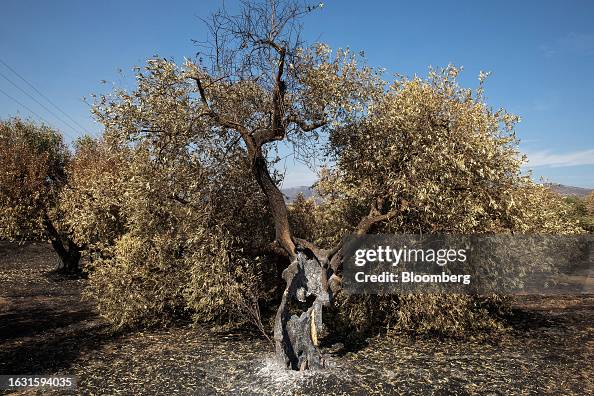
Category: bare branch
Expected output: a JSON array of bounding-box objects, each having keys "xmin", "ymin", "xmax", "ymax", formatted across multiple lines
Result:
[
  {"xmin": 189, "ymin": 75, "xmax": 208, "ymax": 105},
  {"xmin": 354, "ymin": 197, "xmax": 397, "ymax": 235},
  {"xmin": 254, "ymin": 38, "xmax": 284, "ymax": 54}
]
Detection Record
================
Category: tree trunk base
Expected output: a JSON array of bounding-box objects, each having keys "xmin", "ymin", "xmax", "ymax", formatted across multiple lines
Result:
[
  {"xmin": 52, "ymin": 261, "xmax": 82, "ymax": 276},
  {"xmin": 51, "ymin": 248, "xmax": 82, "ymax": 277},
  {"xmin": 274, "ymin": 252, "xmax": 329, "ymax": 370}
]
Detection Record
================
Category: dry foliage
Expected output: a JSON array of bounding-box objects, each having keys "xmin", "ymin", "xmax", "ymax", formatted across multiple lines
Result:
[
  {"xmin": 295, "ymin": 67, "xmax": 581, "ymax": 335},
  {"xmin": 67, "ymin": 61, "xmax": 583, "ymax": 336},
  {"xmin": 59, "ymin": 60, "xmax": 277, "ymax": 330},
  {"xmin": 0, "ymin": 118, "xmax": 69, "ymax": 240},
  {"xmin": 4, "ymin": 2, "xmax": 585, "ymax": 342},
  {"xmin": 0, "ymin": 118, "xmax": 83, "ymax": 273}
]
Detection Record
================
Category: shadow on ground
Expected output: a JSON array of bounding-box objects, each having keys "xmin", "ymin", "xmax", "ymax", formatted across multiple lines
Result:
[{"xmin": 0, "ymin": 241, "xmax": 116, "ymax": 378}]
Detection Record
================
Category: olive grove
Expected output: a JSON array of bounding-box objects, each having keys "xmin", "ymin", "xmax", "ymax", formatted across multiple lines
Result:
[{"xmin": 0, "ymin": 0, "xmax": 582, "ymax": 372}]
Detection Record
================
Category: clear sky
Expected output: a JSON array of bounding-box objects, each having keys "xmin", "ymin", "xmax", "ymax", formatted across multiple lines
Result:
[{"xmin": 1, "ymin": 0, "xmax": 593, "ymax": 188}]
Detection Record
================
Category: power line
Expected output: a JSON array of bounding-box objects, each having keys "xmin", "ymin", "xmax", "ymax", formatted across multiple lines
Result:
[
  {"xmin": 0, "ymin": 58, "xmax": 91, "ymax": 136},
  {"xmin": 0, "ymin": 86, "xmax": 52, "ymax": 125},
  {"xmin": 0, "ymin": 69, "xmax": 79, "ymax": 140}
]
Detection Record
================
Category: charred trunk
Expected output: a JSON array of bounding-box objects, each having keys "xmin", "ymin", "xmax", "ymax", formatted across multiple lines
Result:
[
  {"xmin": 249, "ymin": 152, "xmax": 331, "ymax": 370},
  {"xmin": 274, "ymin": 251, "xmax": 330, "ymax": 370},
  {"xmin": 44, "ymin": 214, "xmax": 82, "ymax": 275},
  {"xmin": 51, "ymin": 239, "xmax": 82, "ymax": 275}
]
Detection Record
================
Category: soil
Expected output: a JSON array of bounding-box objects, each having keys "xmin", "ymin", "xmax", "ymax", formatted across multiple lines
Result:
[{"xmin": 0, "ymin": 241, "xmax": 592, "ymax": 395}]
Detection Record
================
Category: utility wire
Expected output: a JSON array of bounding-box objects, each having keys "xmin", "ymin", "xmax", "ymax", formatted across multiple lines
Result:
[
  {"xmin": 0, "ymin": 86, "xmax": 52, "ymax": 125},
  {"xmin": 0, "ymin": 58, "xmax": 90, "ymax": 136},
  {"xmin": 0, "ymin": 69, "xmax": 78, "ymax": 140}
]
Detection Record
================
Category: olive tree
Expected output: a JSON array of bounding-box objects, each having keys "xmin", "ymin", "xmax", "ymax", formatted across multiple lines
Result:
[
  {"xmin": 59, "ymin": 136, "xmax": 127, "ymax": 255},
  {"xmin": 170, "ymin": 0, "xmax": 388, "ymax": 370},
  {"xmin": 310, "ymin": 66, "xmax": 581, "ymax": 336},
  {"xmin": 0, "ymin": 118, "xmax": 83, "ymax": 274},
  {"xmin": 584, "ymin": 191, "xmax": 594, "ymax": 227},
  {"xmin": 82, "ymin": 0, "xmax": 581, "ymax": 371},
  {"xmin": 63, "ymin": 58, "xmax": 280, "ymax": 331},
  {"xmin": 320, "ymin": 66, "xmax": 579, "ymax": 237},
  {"xmin": 563, "ymin": 195, "xmax": 594, "ymax": 232}
]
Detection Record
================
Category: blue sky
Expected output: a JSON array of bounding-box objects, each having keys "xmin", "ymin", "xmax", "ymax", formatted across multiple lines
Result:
[{"xmin": 1, "ymin": 0, "xmax": 593, "ymax": 188}]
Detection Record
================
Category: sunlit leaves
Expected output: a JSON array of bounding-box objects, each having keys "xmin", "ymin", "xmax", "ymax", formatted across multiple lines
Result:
[{"xmin": 319, "ymin": 66, "xmax": 579, "ymax": 236}]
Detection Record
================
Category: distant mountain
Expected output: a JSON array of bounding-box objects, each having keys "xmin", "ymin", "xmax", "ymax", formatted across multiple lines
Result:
[
  {"xmin": 283, "ymin": 183, "xmax": 593, "ymax": 202},
  {"xmin": 545, "ymin": 183, "xmax": 593, "ymax": 198},
  {"xmin": 282, "ymin": 186, "xmax": 315, "ymax": 202}
]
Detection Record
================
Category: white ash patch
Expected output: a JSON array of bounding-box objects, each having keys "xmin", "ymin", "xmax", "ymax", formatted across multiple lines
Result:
[{"xmin": 236, "ymin": 355, "xmax": 337, "ymax": 395}]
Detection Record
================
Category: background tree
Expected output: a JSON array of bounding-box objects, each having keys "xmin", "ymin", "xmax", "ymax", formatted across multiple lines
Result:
[
  {"xmin": 563, "ymin": 194, "xmax": 594, "ymax": 232},
  {"xmin": 587, "ymin": 191, "xmax": 594, "ymax": 218},
  {"xmin": 0, "ymin": 117, "xmax": 83, "ymax": 274},
  {"xmin": 59, "ymin": 136, "xmax": 127, "ymax": 255}
]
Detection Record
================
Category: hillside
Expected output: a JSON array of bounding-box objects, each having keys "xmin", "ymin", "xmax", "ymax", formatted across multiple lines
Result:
[
  {"xmin": 282, "ymin": 186, "xmax": 316, "ymax": 202},
  {"xmin": 283, "ymin": 184, "xmax": 593, "ymax": 202},
  {"xmin": 546, "ymin": 183, "xmax": 593, "ymax": 197}
]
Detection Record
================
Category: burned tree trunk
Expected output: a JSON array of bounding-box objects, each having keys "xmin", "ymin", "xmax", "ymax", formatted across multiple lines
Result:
[
  {"xmin": 51, "ymin": 239, "xmax": 82, "ymax": 275},
  {"xmin": 274, "ymin": 251, "xmax": 329, "ymax": 370},
  {"xmin": 251, "ymin": 153, "xmax": 329, "ymax": 369},
  {"xmin": 44, "ymin": 214, "xmax": 82, "ymax": 275}
]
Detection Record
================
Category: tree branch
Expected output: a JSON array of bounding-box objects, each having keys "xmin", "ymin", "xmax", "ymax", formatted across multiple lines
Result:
[
  {"xmin": 327, "ymin": 199, "xmax": 400, "ymax": 272},
  {"xmin": 286, "ymin": 115, "xmax": 328, "ymax": 132},
  {"xmin": 190, "ymin": 75, "xmax": 209, "ymax": 106},
  {"xmin": 354, "ymin": 198, "xmax": 397, "ymax": 235},
  {"xmin": 271, "ymin": 42, "xmax": 287, "ymax": 141},
  {"xmin": 188, "ymin": 74, "xmax": 254, "ymax": 150},
  {"xmin": 254, "ymin": 39, "xmax": 284, "ymax": 54},
  {"xmin": 294, "ymin": 237, "xmax": 329, "ymax": 265}
]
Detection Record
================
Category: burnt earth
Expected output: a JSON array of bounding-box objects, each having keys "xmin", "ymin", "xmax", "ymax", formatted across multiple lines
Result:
[{"xmin": 0, "ymin": 241, "xmax": 592, "ymax": 395}]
